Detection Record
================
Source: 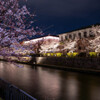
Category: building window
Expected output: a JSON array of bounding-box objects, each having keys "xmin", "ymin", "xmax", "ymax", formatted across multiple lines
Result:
[
  {"xmin": 69, "ymin": 34, "xmax": 72, "ymax": 39},
  {"xmin": 89, "ymin": 30, "xmax": 95, "ymax": 37},
  {"xmin": 72, "ymin": 34, "xmax": 75, "ymax": 40},
  {"xmin": 78, "ymin": 33, "xmax": 81, "ymax": 39},
  {"xmin": 61, "ymin": 36, "xmax": 63, "ymax": 41},
  {"xmin": 84, "ymin": 31, "xmax": 87, "ymax": 38},
  {"xmin": 65, "ymin": 35, "xmax": 68, "ymax": 40}
]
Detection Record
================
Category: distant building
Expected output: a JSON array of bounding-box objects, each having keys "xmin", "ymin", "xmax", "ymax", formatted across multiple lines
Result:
[
  {"xmin": 23, "ymin": 35, "xmax": 59, "ymax": 53},
  {"xmin": 23, "ymin": 35, "xmax": 59, "ymax": 45},
  {"xmin": 58, "ymin": 25, "xmax": 100, "ymax": 42},
  {"xmin": 22, "ymin": 24, "xmax": 100, "ymax": 53}
]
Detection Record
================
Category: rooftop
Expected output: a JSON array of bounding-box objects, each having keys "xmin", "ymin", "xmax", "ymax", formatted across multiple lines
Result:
[{"xmin": 58, "ymin": 23, "xmax": 100, "ymax": 35}]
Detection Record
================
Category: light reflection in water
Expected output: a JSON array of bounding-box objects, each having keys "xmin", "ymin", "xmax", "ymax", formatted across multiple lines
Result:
[{"xmin": 0, "ymin": 61, "xmax": 100, "ymax": 100}]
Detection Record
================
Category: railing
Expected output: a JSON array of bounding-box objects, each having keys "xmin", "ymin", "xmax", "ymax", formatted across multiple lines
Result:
[{"xmin": 0, "ymin": 78, "xmax": 37, "ymax": 100}]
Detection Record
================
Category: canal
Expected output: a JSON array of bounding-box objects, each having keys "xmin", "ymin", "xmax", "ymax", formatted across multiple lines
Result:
[{"xmin": 0, "ymin": 61, "xmax": 100, "ymax": 100}]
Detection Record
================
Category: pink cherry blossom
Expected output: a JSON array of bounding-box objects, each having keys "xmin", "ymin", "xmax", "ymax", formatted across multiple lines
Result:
[{"xmin": 0, "ymin": 0, "xmax": 42, "ymax": 65}]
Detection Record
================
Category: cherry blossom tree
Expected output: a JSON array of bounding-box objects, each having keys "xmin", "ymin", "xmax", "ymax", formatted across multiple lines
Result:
[
  {"xmin": 91, "ymin": 25, "xmax": 100, "ymax": 36},
  {"xmin": 32, "ymin": 39, "xmax": 44, "ymax": 54},
  {"xmin": 0, "ymin": 0, "xmax": 41, "ymax": 58}
]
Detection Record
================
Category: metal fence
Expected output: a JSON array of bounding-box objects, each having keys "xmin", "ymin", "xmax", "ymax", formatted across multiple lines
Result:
[{"xmin": 0, "ymin": 78, "xmax": 37, "ymax": 100}]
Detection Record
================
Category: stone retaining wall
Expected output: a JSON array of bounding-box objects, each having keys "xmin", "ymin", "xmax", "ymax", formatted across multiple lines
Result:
[{"xmin": 36, "ymin": 57, "xmax": 100, "ymax": 70}]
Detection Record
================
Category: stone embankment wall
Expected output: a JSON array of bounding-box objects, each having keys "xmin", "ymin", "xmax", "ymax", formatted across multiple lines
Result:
[{"xmin": 36, "ymin": 57, "xmax": 100, "ymax": 70}]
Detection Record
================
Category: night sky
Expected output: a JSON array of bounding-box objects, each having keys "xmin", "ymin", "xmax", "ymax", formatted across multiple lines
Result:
[{"xmin": 21, "ymin": 0, "xmax": 100, "ymax": 36}]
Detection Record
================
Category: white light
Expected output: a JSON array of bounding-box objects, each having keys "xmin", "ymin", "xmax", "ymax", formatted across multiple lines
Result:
[{"xmin": 23, "ymin": 36, "xmax": 59, "ymax": 44}]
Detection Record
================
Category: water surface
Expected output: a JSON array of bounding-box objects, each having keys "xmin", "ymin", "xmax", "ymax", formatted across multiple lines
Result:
[{"xmin": 0, "ymin": 61, "xmax": 100, "ymax": 100}]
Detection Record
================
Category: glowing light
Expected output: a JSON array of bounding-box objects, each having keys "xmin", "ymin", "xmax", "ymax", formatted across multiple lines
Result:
[{"xmin": 23, "ymin": 36, "xmax": 59, "ymax": 44}]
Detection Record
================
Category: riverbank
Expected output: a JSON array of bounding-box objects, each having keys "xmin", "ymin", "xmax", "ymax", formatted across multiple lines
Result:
[
  {"xmin": 1, "ymin": 56, "xmax": 100, "ymax": 74},
  {"xmin": 34, "ymin": 57, "xmax": 100, "ymax": 74},
  {"xmin": 35, "ymin": 63, "xmax": 100, "ymax": 75}
]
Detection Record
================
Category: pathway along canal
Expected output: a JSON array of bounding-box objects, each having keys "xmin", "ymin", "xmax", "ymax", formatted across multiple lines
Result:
[{"xmin": 0, "ymin": 61, "xmax": 100, "ymax": 100}]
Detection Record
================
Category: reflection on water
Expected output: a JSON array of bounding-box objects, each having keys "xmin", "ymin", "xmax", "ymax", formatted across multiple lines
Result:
[{"xmin": 0, "ymin": 61, "xmax": 100, "ymax": 100}]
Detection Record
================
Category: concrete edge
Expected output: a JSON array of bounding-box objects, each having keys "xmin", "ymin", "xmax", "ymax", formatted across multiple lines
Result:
[
  {"xmin": 1, "ymin": 59, "xmax": 100, "ymax": 75},
  {"xmin": 34, "ymin": 64, "xmax": 100, "ymax": 75}
]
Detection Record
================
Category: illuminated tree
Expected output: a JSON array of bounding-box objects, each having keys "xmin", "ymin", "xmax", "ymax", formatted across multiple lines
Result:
[
  {"xmin": 91, "ymin": 25, "xmax": 100, "ymax": 36},
  {"xmin": 33, "ymin": 39, "xmax": 44, "ymax": 54},
  {"xmin": 0, "ymin": 0, "xmax": 41, "ymax": 57},
  {"xmin": 57, "ymin": 45, "xmax": 64, "ymax": 52},
  {"xmin": 76, "ymin": 38, "xmax": 90, "ymax": 53}
]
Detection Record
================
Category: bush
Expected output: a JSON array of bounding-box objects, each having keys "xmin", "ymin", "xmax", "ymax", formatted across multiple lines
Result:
[
  {"xmin": 67, "ymin": 52, "xmax": 73, "ymax": 57},
  {"xmin": 50, "ymin": 53, "xmax": 54, "ymax": 56},
  {"xmin": 89, "ymin": 52, "xmax": 97, "ymax": 57},
  {"xmin": 67, "ymin": 52, "xmax": 78, "ymax": 57},
  {"xmin": 47, "ymin": 53, "xmax": 51, "ymax": 56},
  {"xmin": 42, "ymin": 53, "xmax": 47, "ymax": 56},
  {"xmin": 56, "ymin": 53, "xmax": 62, "ymax": 57},
  {"xmin": 73, "ymin": 52, "xmax": 79, "ymax": 57}
]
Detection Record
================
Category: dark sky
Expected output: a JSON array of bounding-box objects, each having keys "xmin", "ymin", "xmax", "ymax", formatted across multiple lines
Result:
[{"xmin": 21, "ymin": 0, "xmax": 100, "ymax": 36}]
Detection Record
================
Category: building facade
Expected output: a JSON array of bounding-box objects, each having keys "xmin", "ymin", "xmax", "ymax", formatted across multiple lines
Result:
[
  {"xmin": 58, "ymin": 25, "xmax": 100, "ymax": 42},
  {"xmin": 23, "ymin": 35, "xmax": 59, "ymax": 53},
  {"xmin": 23, "ymin": 35, "xmax": 59, "ymax": 45}
]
